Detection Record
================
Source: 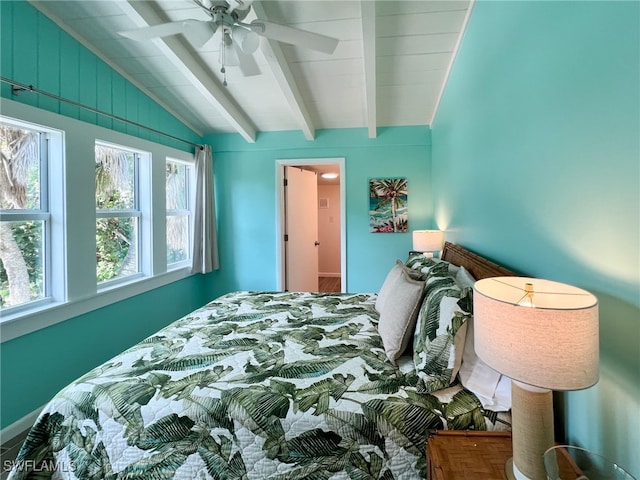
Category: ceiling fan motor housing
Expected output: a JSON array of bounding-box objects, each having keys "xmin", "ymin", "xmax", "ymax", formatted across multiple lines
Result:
[{"xmin": 207, "ymin": 1, "xmax": 251, "ymax": 23}]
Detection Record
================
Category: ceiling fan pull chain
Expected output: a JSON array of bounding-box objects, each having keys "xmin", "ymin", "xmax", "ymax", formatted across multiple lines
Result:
[{"xmin": 220, "ymin": 27, "xmax": 228, "ymax": 87}]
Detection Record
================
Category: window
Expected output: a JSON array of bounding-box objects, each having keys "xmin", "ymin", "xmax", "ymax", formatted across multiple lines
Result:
[
  {"xmin": 166, "ymin": 159, "xmax": 192, "ymax": 267},
  {"xmin": 95, "ymin": 143, "xmax": 141, "ymax": 284},
  {"xmin": 0, "ymin": 121, "xmax": 49, "ymax": 310},
  {"xmin": 1, "ymin": 101, "xmax": 196, "ymax": 341}
]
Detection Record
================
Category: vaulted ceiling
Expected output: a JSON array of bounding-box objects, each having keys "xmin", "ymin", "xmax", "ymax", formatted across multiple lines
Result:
[{"xmin": 30, "ymin": 0, "xmax": 473, "ymax": 142}]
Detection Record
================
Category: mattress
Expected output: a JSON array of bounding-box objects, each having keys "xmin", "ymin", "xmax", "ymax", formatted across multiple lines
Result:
[{"xmin": 8, "ymin": 290, "xmax": 510, "ymax": 480}]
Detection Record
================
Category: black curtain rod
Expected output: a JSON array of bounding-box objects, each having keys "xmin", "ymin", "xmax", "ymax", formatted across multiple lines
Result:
[{"xmin": 1, "ymin": 77, "xmax": 201, "ymax": 149}]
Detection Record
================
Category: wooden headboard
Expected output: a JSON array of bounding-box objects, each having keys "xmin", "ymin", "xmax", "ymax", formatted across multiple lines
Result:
[{"xmin": 441, "ymin": 242, "xmax": 516, "ymax": 279}]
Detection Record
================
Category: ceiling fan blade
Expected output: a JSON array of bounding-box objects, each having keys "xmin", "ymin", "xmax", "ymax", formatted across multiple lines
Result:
[
  {"xmin": 119, "ymin": 19, "xmax": 215, "ymax": 47},
  {"xmin": 237, "ymin": 49, "xmax": 261, "ymax": 76},
  {"xmin": 119, "ymin": 21, "xmax": 188, "ymax": 41},
  {"xmin": 182, "ymin": 20, "xmax": 217, "ymax": 48},
  {"xmin": 249, "ymin": 20, "xmax": 338, "ymax": 54}
]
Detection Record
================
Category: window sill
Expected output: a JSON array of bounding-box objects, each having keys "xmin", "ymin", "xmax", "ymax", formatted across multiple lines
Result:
[{"xmin": 0, "ymin": 267, "xmax": 194, "ymax": 343}]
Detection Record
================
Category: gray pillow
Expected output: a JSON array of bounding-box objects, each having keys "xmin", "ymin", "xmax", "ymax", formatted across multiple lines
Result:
[
  {"xmin": 375, "ymin": 261, "xmax": 404, "ymax": 313},
  {"xmin": 377, "ymin": 261, "xmax": 426, "ymax": 364}
]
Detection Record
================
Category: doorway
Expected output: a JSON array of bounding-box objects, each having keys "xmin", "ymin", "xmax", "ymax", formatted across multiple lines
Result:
[{"xmin": 276, "ymin": 158, "xmax": 346, "ymax": 292}]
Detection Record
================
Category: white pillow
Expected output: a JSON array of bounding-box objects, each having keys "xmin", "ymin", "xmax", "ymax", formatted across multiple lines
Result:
[
  {"xmin": 458, "ymin": 317, "xmax": 511, "ymax": 411},
  {"xmin": 377, "ymin": 262, "xmax": 425, "ymax": 365},
  {"xmin": 455, "ymin": 265, "xmax": 476, "ymax": 289}
]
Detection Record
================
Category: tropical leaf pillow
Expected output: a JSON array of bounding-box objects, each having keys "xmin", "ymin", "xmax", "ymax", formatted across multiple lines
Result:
[
  {"xmin": 405, "ymin": 253, "xmax": 458, "ymax": 280},
  {"xmin": 413, "ymin": 273, "xmax": 473, "ymax": 393}
]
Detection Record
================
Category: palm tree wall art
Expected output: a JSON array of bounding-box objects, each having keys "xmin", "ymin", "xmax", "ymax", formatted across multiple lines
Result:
[{"xmin": 369, "ymin": 178, "xmax": 408, "ymax": 233}]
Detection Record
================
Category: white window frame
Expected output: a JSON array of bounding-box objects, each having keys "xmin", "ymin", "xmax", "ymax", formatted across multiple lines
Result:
[
  {"xmin": 165, "ymin": 157, "xmax": 195, "ymax": 270},
  {"xmin": 0, "ymin": 99, "xmax": 196, "ymax": 343},
  {"xmin": 95, "ymin": 141, "xmax": 150, "ymax": 289},
  {"xmin": 0, "ymin": 117, "xmax": 66, "ymax": 316}
]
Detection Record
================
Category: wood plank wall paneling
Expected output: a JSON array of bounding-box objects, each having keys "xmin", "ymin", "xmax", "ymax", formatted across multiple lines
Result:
[
  {"xmin": 0, "ymin": 3, "xmax": 13, "ymax": 100},
  {"xmin": 0, "ymin": 1, "xmax": 199, "ymax": 151},
  {"xmin": 37, "ymin": 12, "xmax": 60, "ymax": 114}
]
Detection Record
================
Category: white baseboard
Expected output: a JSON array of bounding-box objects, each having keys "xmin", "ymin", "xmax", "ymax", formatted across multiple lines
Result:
[
  {"xmin": 318, "ymin": 272, "xmax": 341, "ymax": 278},
  {"xmin": 1, "ymin": 405, "xmax": 45, "ymax": 446}
]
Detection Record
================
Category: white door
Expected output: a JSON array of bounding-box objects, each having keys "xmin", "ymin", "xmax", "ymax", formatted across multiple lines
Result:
[{"xmin": 285, "ymin": 167, "xmax": 319, "ymax": 291}]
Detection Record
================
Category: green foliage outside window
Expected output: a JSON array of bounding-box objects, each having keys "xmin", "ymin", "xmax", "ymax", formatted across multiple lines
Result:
[
  {"xmin": 0, "ymin": 221, "xmax": 44, "ymax": 307},
  {"xmin": 0, "ymin": 123, "xmax": 44, "ymax": 307},
  {"xmin": 95, "ymin": 146, "xmax": 138, "ymax": 283}
]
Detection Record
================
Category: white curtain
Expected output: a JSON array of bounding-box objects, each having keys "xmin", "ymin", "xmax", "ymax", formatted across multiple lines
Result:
[{"xmin": 191, "ymin": 144, "xmax": 219, "ymax": 273}]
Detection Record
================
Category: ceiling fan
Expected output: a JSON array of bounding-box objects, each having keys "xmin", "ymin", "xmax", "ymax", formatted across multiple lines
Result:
[{"xmin": 119, "ymin": 0, "xmax": 339, "ymax": 84}]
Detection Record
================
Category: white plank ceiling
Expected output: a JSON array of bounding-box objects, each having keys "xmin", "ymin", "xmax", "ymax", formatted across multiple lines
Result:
[{"xmin": 29, "ymin": 0, "xmax": 473, "ymax": 142}]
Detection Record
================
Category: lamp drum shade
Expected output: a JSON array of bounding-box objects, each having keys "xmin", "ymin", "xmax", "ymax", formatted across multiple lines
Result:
[
  {"xmin": 473, "ymin": 277, "xmax": 599, "ymax": 391},
  {"xmin": 412, "ymin": 230, "xmax": 444, "ymax": 253}
]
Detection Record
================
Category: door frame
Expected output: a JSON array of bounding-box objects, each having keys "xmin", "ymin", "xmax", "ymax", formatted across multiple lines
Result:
[{"xmin": 275, "ymin": 158, "xmax": 346, "ymax": 292}]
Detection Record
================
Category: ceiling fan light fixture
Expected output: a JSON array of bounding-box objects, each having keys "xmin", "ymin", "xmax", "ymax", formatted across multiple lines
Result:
[
  {"xmin": 232, "ymin": 25, "xmax": 260, "ymax": 54},
  {"xmin": 220, "ymin": 32, "xmax": 240, "ymax": 67}
]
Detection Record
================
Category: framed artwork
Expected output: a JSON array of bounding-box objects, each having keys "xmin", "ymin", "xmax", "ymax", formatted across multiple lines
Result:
[{"xmin": 369, "ymin": 178, "xmax": 408, "ymax": 233}]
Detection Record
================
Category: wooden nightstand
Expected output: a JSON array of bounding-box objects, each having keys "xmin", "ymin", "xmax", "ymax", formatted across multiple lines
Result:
[
  {"xmin": 426, "ymin": 430, "xmax": 513, "ymax": 480},
  {"xmin": 426, "ymin": 431, "xmax": 584, "ymax": 479}
]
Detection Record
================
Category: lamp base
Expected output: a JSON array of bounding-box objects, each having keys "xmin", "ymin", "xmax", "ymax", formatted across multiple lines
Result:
[
  {"xmin": 506, "ymin": 457, "xmax": 536, "ymax": 480},
  {"xmin": 510, "ymin": 381, "xmax": 555, "ymax": 480},
  {"xmin": 506, "ymin": 458, "xmax": 516, "ymax": 480}
]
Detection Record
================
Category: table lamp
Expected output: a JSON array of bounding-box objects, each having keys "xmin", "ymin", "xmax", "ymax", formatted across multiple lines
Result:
[
  {"xmin": 473, "ymin": 276, "xmax": 599, "ymax": 480},
  {"xmin": 412, "ymin": 230, "xmax": 444, "ymax": 257}
]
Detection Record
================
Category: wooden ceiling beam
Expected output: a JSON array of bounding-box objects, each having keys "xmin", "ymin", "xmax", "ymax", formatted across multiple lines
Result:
[
  {"xmin": 360, "ymin": 1, "xmax": 377, "ymax": 139},
  {"xmin": 119, "ymin": 0, "xmax": 257, "ymax": 143},
  {"xmin": 251, "ymin": 1, "xmax": 315, "ymax": 141}
]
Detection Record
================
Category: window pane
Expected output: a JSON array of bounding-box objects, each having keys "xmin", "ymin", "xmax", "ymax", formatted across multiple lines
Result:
[
  {"xmin": 167, "ymin": 215, "xmax": 189, "ymax": 264},
  {"xmin": 166, "ymin": 161, "xmax": 187, "ymax": 210},
  {"xmin": 96, "ymin": 217, "xmax": 138, "ymax": 282},
  {"xmin": 95, "ymin": 145, "xmax": 135, "ymax": 209},
  {"xmin": 0, "ymin": 123, "xmax": 41, "ymax": 209},
  {"xmin": 0, "ymin": 221, "xmax": 45, "ymax": 307}
]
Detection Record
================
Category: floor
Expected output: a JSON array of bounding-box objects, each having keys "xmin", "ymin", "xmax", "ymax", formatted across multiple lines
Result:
[{"xmin": 319, "ymin": 276, "xmax": 341, "ymax": 293}]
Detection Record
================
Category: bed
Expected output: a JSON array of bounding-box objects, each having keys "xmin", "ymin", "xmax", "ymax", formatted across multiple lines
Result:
[{"xmin": 8, "ymin": 242, "xmax": 515, "ymax": 480}]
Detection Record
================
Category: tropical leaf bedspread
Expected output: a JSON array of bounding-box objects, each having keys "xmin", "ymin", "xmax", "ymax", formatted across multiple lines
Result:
[{"xmin": 9, "ymin": 291, "xmax": 510, "ymax": 480}]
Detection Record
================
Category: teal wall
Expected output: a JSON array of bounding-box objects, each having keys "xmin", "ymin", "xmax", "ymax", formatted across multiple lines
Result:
[
  {"xmin": 432, "ymin": 1, "xmax": 639, "ymax": 476},
  {"xmin": 0, "ymin": 1, "xmax": 212, "ymax": 429},
  {"xmin": 0, "ymin": 276, "xmax": 214, "ymax": 429},
  {"xmin": 204, "ymin": 127, "xmax": 432, "ymax": 296}
]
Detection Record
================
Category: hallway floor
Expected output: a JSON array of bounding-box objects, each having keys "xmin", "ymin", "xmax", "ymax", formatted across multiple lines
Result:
[{"xmin": 319, "ymin": 276, "xmax": 341, "ymax": 293}]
